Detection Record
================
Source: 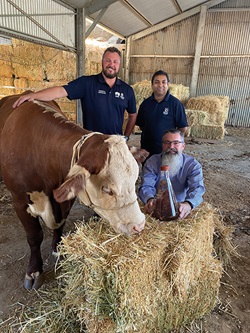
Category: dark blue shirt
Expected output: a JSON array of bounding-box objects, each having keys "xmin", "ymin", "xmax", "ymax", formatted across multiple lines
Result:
[
  {"xmin": 136, "ymin": 91, "xmax": 188, "ymax": 155},
  {"xmin": 63, "ymin": 73, "xmax": 136, "ymax": 135}
]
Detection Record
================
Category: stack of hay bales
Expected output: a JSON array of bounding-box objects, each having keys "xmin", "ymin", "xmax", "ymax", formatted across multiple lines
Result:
[
  {"xmin": 124, "ymin": 80, "xmax": 190, "ymax": 134},
  {"xmin": 13, "ymin": 202, "xmax": 232, "ymax": 333},
  {"xmin": 185, "ymin": 95, "xmax": 230, "ymax": 140}
]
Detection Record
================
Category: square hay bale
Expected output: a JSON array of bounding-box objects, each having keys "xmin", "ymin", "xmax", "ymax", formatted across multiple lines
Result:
[
  {"xmin": 189, "ymin": 124, "xmax": 225, "ymax": 140},
  {"xmin": 169, "ymin": 83, "xmax": 190, "ymax": 104},
  {"xmin": 9, "ymin": 202, "xmax": 237, "ymax": 333},
  {"xmin": 185, "ymin": 109, "xmax": 211, "ymax": 127},
  {"xmin": 132, "ymin": 79, "xmax": 152, "ymax": 111},
  {"xmin": 185, "ymin": 109, "xmax": 225, "ymax": 139},
  {"xmin": 186, "ymin": 95, "xmax": 229, "ymax": 126},
  {"xmin": 52, "ymin": 202, "xmax": 222, "ymax": 333}
]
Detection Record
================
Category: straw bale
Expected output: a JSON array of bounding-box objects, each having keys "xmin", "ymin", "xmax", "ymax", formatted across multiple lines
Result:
[
  {"xmin": 185, "ymin": 109, "xmax": 210, "ymax": 127},
  {"xmin": 185, "ymin": 109, "xmax": 226, "ymax": 140},
  {"xmin": 189, "ymin": 124, "xmax": 225, "ymax": 140},
  {"xmin": 0, "ymin": 61, "xmax": 13, "ymax": 77},
  {"xmin": 186, "ymin": 95, "xmax": 229, "ymax": 125},
  {"xmin": 0, "ymin": 77, "xmax": 14, "ymax": 87},
  {"xmin": 10, "ymin": 202, "xmax": 229, "ymax": 333},
  {"xmin": 131, "ymin": 79, "xmax": 152, "ymax": 111},
  {"xmin": 169, "ymin": 83, "xmax": 190, "ymax": 104}
]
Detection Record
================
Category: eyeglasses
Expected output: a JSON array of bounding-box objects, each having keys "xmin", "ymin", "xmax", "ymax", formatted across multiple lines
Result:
[{"xmin": 162, "ymin": 140, "xmax": 183, "ymax": 146}]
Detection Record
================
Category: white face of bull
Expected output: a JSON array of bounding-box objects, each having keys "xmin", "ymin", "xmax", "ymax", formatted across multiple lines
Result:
[{"xmin": 54, "ymin": 136, "xmax": 145, "ymax": 236}]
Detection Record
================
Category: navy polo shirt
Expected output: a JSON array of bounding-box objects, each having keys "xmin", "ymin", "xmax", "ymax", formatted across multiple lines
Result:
[
  {"xmin": 63, "ymin": 73, "xmax": 136, "ymax": 135},
  {"xmin": 136, "ymin": 91, "xmax": 188, "ymax": 155}
]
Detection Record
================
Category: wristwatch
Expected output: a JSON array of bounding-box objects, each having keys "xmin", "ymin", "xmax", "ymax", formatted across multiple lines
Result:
[{"xmin": 124, "ymin": 135, "xmax": 129, "ymax": 141}]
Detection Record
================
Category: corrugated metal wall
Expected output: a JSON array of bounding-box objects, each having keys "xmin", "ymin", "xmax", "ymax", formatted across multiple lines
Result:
[
  {"xmin": 130, "ymin": 1, "xmax": 250, "ymax": 127},
  {"xmin": 130, "ymin": 15, "xmax": 199, "ymax": 86},
  {"xmin": 0, "ymin": 0, "xmax": 75, "ymax": 49}
]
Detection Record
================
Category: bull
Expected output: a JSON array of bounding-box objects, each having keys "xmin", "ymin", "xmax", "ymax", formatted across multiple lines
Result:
[{"xmin": 0, "ymin": 92, "xmax": 146, "ymax": 290}]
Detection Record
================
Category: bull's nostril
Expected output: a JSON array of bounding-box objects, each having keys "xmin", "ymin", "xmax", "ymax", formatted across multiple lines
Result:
[{"xmin": 133, "ymin": 224, "xmax": 144, "ymax": 233}]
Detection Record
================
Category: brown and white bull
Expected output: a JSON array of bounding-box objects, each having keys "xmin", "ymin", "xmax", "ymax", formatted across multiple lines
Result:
[{"xmin": 0, "ymin": 92, "xmax": 146, "ymax": 290}]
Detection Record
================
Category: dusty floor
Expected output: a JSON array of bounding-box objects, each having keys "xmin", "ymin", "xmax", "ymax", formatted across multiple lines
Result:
[{"xmin": 0, "ymin": 126, "xmax": 249, "ymax": 332}]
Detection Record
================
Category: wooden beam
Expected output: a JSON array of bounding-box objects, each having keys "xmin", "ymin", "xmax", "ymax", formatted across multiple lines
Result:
[
  {"xmin": 124, "ymin": 36, "xmax": 131, "ymax": 83},
  {"xmin": 190, "ymin": 5, "xmax": 207, "ymax": 97}
]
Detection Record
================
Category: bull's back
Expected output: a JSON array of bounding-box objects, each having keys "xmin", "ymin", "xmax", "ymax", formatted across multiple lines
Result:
[
  {"xmin": 0, "ymin": 93, "xmax": 21, "ymax": 134},
  {"xmin": 0, "ymin": 93, "xmax": 29, "ymax": 176},
  {"xmin": 0, "ymin": 92, "xmax": 84, "ymax": 186}
]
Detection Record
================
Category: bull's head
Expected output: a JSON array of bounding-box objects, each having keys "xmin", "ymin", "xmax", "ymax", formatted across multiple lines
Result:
[{"xmin": 53, "ymin": 135, "xmax": 145, "ymax": 235}]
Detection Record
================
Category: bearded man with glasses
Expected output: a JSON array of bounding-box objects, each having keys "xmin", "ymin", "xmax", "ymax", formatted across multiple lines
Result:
[{"xmin": 138, "ymin": 129, "xmax": 205, "ymax": 220}]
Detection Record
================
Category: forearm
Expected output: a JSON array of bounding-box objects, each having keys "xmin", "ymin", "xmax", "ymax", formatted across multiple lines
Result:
[
  {"xmin": 177, "ymin": 127, "xmax": 187, "ymax": 134},
  {"xmin": 124, "ymin": 114, "xmax": 137, "ymax": 137},
  {"xmin": 30, "ymin": 86, "xmax": 67, "ymax": 101},
  {"xmin": 13, "ymin": 86, "xmax": 67, "ymax": 108}
]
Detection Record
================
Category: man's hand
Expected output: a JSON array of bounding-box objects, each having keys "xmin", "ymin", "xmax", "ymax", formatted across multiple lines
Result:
[
  {"xmin": 178, "ymin": 202, "xmax": 192, "ymax": 220},
  {"xmin": 144, "ymin": 198, "xmax": 156, "ymax": 215},
  {"xmin": 13, "ymin": 93, "xmax": 35, "ymax": 108},
  {"xmin": 129, "ymin": 146, "xmax": 149, "ymax": 163}
]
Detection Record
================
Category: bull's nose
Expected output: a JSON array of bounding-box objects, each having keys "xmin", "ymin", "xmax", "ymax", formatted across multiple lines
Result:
[{"xmin": 132, "ymin": 220, "xmax": 145, "ymax": 234}]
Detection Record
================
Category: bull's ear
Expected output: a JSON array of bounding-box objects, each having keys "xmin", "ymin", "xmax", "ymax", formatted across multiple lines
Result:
[{"xmin": 53, "ymin": 166, "xmax": 90, "ymax": 203}]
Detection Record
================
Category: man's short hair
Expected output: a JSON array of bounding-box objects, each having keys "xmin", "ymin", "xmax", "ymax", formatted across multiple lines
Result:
[
  {"xmin": 163, "ymin": 129, "xmax": 184, "ymax": 140},
  {"xmin": 102, "ymin": 47, "xmax": 121, "ymax": 59},
  {"xmin": 151, "ymin": 70, "xmax": 170, "ymax": 84}
]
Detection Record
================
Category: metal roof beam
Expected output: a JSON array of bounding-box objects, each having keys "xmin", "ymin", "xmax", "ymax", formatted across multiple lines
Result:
[
  {"xmin": 132, "ymin": 0, "xmax": 227, "ymax": 40},
  {"xmin": 6, "ymin": 0, "xmax": 70, "ymax": 49},
  {"xmin": 172, "ymin": 0, "xmax": 183, "ymax": 13},
  {"xmin": 86, "ymin": 0, "xmax": 119, "ymax": 15},
  {"xmin": 85, "ymin": 7, "xmax": 108, "ymax": 38},
  {"xmin": 122, "ymin": 0, "xmax": 153, "ymax": 27},
  {"xmin": 0, "ymin": 27, "xmax": 75, "ymax": 52}
]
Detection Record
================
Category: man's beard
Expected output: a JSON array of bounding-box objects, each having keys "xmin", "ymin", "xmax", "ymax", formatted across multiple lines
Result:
[
  {"xmin": 102, "ymin": 67, "xmax": 118, "ymax": 79},
  {"xmin": 161, "ymin": 149, "xmax": 182, "ymax": 177}
]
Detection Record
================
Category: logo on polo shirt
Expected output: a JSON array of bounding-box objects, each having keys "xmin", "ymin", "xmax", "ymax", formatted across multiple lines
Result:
[
  {"xmin": 163, "ymin": 108, "xmax": 169, "ymax": 115},
  {"xmin": 115, "ymin": 92, "xmax": 125, "ymax": 99},
  {"xmin": 98, "ymin": 89, "xmax": 106, "ymax": 95}
]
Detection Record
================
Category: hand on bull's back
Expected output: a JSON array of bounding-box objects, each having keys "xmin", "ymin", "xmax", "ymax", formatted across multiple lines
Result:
[{"xmin": 13, "ymin": 93, "xmax": 35, "ymax": 108}]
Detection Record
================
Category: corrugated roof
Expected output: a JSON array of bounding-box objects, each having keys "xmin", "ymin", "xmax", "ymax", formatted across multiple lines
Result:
[{"xmin": 0, "ymin": 0, "xmax": 228, "ymax": 50}]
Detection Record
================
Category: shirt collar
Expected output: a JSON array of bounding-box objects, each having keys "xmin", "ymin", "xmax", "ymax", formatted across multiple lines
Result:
[
  {"xmin": 151, "ymin": 89, "xmax": 170, "ymax": 102},
  {"xmin": 98, "ymin": 72, "xmax": 122, "ymax": 86}
]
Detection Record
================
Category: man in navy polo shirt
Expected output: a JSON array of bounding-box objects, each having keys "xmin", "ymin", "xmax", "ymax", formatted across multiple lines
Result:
[
  {"xmin": 13, "ymin": 47, "xmax": 136, "ymax": 139},
  {"xmin": 136, "ymin": 70, "xmax": 188, "ymax": 157}
]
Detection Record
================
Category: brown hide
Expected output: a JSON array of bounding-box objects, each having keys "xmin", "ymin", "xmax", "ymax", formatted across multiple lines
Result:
[
  {"xmin": 0, "ymin": 92, "xmax": 145, "ymax": 289},
  {"xmin": 0, "ymin": 93, "xmax": 87, "ymax": 192}
]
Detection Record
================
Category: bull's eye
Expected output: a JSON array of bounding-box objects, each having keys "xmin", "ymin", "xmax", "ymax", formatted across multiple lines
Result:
[{"xmin": 102, "ymin": 186, "xmax": 113, "ymax": 196}]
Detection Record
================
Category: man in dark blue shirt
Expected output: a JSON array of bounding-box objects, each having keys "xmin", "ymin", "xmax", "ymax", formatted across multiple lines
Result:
[
  {"xmin": 13, "ymin": 47, "xmax": 136, "ymax": 138},
  {"xmin": 136, "ymin": 70, "xmax": 188, "ymax": 156}
]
